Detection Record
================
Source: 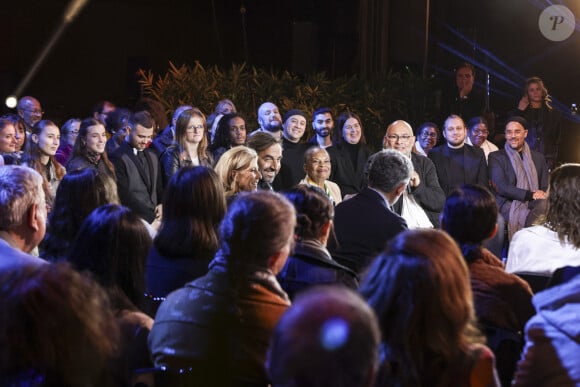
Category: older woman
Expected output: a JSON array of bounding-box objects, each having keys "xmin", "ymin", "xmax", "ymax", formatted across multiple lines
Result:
[
  {"xmin": 214, "ymin": 145, "xmax": 261, "ymax": 202},
  {"xmin": 360, "ymin": 229, "xmax": 500, "ymax": 387},
  {"xmin": 300, "ymin": 146, "xmax": 341, "ymax": 205},
  {"xmin": 160, "ymin": 108, "xmax": 212, "ymax": 187},
  {"xmin": 66, "ymin": 118, "xmax": 115, "ymax": 179},
  {"xmin": 149, "ymin": 191, "xmax": 296, "ymax": 386}
]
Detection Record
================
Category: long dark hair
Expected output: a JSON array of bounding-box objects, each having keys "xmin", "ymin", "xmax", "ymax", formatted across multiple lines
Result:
[
  {"xmin": 155, "ymin": 166, "xmax": 226, "ymax": 257},
  {"xmin": 71, "ymin": 117, "xmax": 115, "ymax": 176},
  {"xmin": 545, "ymin": 163, "xmax": 580, "ymax": 248},
  {"xmin": 210, "ymin": 112, "xmax": 246, "ymax": 151},
  {"xmin": 333, "ymin": 111, "xmax": 367, "ymax": 146}
]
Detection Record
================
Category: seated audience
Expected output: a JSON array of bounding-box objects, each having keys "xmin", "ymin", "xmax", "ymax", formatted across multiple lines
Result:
[
  {"xmin": 209, "ymin": 112, "xmax": 247, "ymax": 162},
  {"xmin": 330, "ymin": 149, "xmax": 411, "ymax": 274},
  {"xmin": 267, "ymin": 286, "xmax": 380, "ymax": 387},
  {"xmin": 507, "ymin": 163, "xmax": 580, "ymax": 274},
  {"xmin": 465, "ymin": 116, "xmax": 498, "ymax": 161},
  {"xmin": 360, "ymin": 229, "xmax": 500, "ymax": 387},
  {"xmin": 40, "ymin": 168, "xmax": 119, "ymax": 262},
  {"xmin": 105, "ymin": 107, "xmax": 131, "ymax": 156},
  {"xmin": 214, "ymin": 145, "xmax": 261, "ymax": 202},
  {"xmin": 0, "ymin": 165, "xmax": 47, "ymax": 269},
  {"xmin": 67, "ymin": 204, "xmax": 154, "ymax": 378},
  {"xmin": 149, "ymin": 191, "xmax": 295, "ymax": 386},
  {"xmin": 66, "ymin": 117, "xmax": 116, "ymax": 180},
  {"xmin": 151, "ymin": 105, "xmax": 193, "ymax": 157},
  {"xmin": 207, "ymin": 98, "xmax": 237, "ymax": 142},
  {"xmin": 4, "ymin": 113, "xmax": 27, "ymax": 157},
  {"xmin": 246, "ymin": 132, "xmax": 283, "ymax": 191},
  {"xmin": 0, "ymin": 263, "xmax": 120, "ymax": 386},
  {"xmin": 55, "ymin": 118, "xmax": 80, "ymax": 166},
  {"xmin": 146, "ymin": 166, "xmax": 226, "ymax": 306},
  {"xmin": 278, "ymin": 185, "xmax": 358, "ymax": 299},
  {"xmin": 276, "ymin": 109, "xmax": 309, "ymax": 190},
  {"xmin": 299, "ymin": 146, "xmax": 342, "ymax": 205},
  {"xmin": 0, "ymin": 116, "xmax": 17, "ymax": 162},
  {"xmin": 414, "ymin": 121, "xmax": 439, "ymax": 156}
]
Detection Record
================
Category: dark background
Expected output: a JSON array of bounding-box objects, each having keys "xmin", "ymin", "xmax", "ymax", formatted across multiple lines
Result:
[{"xmin": 2, "ymin": 0, "xmax": 579, "ymax": 130}]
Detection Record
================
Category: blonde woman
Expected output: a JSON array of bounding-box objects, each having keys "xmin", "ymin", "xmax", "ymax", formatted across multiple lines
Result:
[{"xmin": 214, "ymin": 146, "xmax": 261, "ymax": 203}]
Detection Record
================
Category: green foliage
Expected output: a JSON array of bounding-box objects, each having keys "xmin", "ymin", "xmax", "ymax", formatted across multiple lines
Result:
[{"xmin": 138, "ymin": 61, "xmax": 438, "ymax": 150}]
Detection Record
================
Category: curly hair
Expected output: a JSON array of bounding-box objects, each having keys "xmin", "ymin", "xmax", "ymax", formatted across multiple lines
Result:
[
  {"xmin": 284, "ymin": 184, "xmax": 334, "ymax": 241},
  {"xmin": 545, "ymin": 163, "xmax": 580, "ymax": 248}
]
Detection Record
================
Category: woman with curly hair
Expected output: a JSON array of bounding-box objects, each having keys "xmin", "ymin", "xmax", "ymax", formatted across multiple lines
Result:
[
  {"xmin": 360, "ymin": 229, "xmax": 499, "ymax": 387},
  {"xmin": 209, "ymin": 112, "xmax": 247, "ymax": 162}
]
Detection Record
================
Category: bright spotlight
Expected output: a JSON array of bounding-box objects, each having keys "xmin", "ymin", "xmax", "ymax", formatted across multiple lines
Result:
[{"xmin": 5, "ymin": 96, "xmax": 17, "ymax": 109}]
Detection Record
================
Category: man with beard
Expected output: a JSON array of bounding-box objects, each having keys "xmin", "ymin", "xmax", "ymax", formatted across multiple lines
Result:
[
  {"xmin": 428, "ymin": 114, "xmax": 488, "ymax": 196},
  {"xmin": 308, "ymin": 107, "xmax": 334, "ymax": 148},
  {"xmin": 251, "ymin": 102, "xmax": 283, "ymax": 140},
  {"xmin": 246, "ymin": 132, "xmax": 283, "ymax": 191},
  {"xmin": 488, "ymin": 116, "xmax": 548, "ymax": 239}
]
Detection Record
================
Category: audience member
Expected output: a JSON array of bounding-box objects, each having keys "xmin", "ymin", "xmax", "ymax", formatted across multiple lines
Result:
[
  {"xmin": 507, "ymin": 163, "xmax": 580, "ymax": 274},
  {"xmin": 0, "ymin": 166, "xmax": 47, "ymax": 269},
  {"xmin": 428, "ymin": 114, "xmax": 488, "ymax": 196},
  {"xmin": 105, "ymin": 107, "xmax": 131, "ymax": 156},
  {"xmin": 214, "ymin": 145, "xmax": 261, "ymax": 202},
  {"xmin": 444, "ymin": 62, "xmax": 485, "ymax": 121},
  {"xmin": 383, "ymin": 120, "xmax": 445, "ymax": 227},
  {"xmin": 330, "ymin": 111, "xmax": 373, "ymax": 197},
  {"xmin": 246, "ymin": 132, "xmax": 283, "ymax": 191},
  {"xmin": 512, "ymin": 76, "xmax": 561, "ymax": 169},
  {"xmin": 267, "ymin": 286, "xmax": 380, "ymax": 387},
  {"xmin": 276, "ymin": 109, "xmax": 309, "ymax": 189},
  {"xmin": 16, "ymin": 95, "xmax": 43, "ymax": 133},
  {"xmin": 40, "ymin": 168, "xmax": 119, "ymax": 262},
  {"xmin": 466, "ymin": 116, "xmax": 498, "ymax": 161},
  {"xmin": 209, "ymin": 112, "xmax": 247, "ymax": 162},
  {"xmin": 146, "ymin": 166, "xmax": 226, "ymax": 304},
  {"xmin": 360, "ymin": 229, "xmax": 499, "ymax": 387},
  {"xmin": 299, "ymin": 146, "xmax": 342, "ymax": 205},
  {"xmin": 67, "ymin": 204, "xmax": 154, "ymax": 378},
  {"xmin": 4, "ymin": 113, "xmax": 27, "ymax": 154},
  {"xmin": 414, "ymin": 121, "xmax": 439, "ymax": 156},
  {"xmin": 22, "ymin": 119, "xmax": 66, "ymax": 212},
  {"xmin": 55, "ymin": 118, "xmax": 81, "ymax": 166},
  {"xmin": 0, "ymin": 263, "xmax": 120, "ymax": 386},
  {"xmin": 278, "ymin": 185, "xmax": 358, "ymax": 299},
  {"xmin": 92, "ymin": 100, "xmax": 116, "ymax": 125},
  {"xmin": 110, "ymin": 111, "xmax": 162, "ymax": 224},
  {"xmin": 0, "ymin": 116, "xmax": 17, "ymax": 161},
  {"xmin": 488, "ymin": 116, "xmax": 549, "ymax": 239},
  {"xmin": 330, "ymin": 149, "xmax": 411, "ymax": 274},
  {"xmin": 149, "ymin": 191, "xmax": 295, "ymax": 386},
  {"xmin": 159, "ymin": 108, "xmax": 212, "ymax": 187},
  {"xmin": 207, "ymin": 98, "xmax": 237, "ymax": 142},
  {"xmin": 151, "ymin": 105, "xmax": 193, "ymax": 156},
  {"xmin": 135, "ymin": 97, "xmax": 168, "ymax": 135},
  {"xmin": 67, "ymin": 117, "xmax": 116, "ymax": 179},
  {"xmin": 251, "ymin": 101, "xmax": 283, "ymax": 140},
  {"xmin": 308, "ymin": 107, "xmax": 334, "ymax": 148},
  {"xmin": 441, "ymin": 184, "xmax": 534, "ymax": 385}
]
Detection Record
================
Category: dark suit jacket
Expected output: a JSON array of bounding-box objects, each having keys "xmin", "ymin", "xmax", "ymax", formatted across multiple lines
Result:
[
  {"xmin": 488, "ymin": 148, "xmax": 549, "ymax": 221},
  {"xmin": 110, "ymin": 141, "xmax": 162, "ymax": 223},
  {"xmin": 392, "ymin": 152, "xmax": 446, "ymax": 227},
  {"xmin": 428, "ymin": 143, "xmax": 489, "ymax": 196},
  {"xmin": 328, "ymin": 143, "xmax": 373, "ymax": 197},
  {"xmin": 150, "ymin": 126, "xmax": 174, "ymax": 157},
  {"xmin": 329, "ymin": 187, "xmax": 407, "ymax": 274}
]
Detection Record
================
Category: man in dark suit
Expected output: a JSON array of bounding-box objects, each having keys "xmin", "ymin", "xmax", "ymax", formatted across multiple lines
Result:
[
  {"xmin": 110, "ymin": 111, "xmax": 163, "ymax": 224},
  {"xmin": 488, "ymin": 116, "xmax": 549, "ymax": 238},
  {"xmin": 329, "ymin": 149, "xmax": 412, "ymax": 274},
  {"xmin": 429, "ymin": 114, "xmax": 488, "ymax": 196}
]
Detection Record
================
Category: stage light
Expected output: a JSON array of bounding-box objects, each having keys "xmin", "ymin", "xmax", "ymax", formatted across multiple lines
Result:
[{"xmin": 5, "ymin": 96, "xmax": 17, "ymax": 109}]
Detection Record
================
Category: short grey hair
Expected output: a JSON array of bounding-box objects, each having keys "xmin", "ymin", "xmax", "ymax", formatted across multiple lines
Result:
[
  {"xmin": 367, "ymin": 149, "xmax": 413, "ymax": 193},
  {"xmin": 0, "ymin": 166, "xmax": 44, "ymax": 231}
]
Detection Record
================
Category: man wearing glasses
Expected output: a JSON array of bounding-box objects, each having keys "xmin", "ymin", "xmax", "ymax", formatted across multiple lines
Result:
[
  {"xmin": 428, "ymin": 114, "xmax": 488, "ymax": 196},
  {"xmin": 16, "ymin": 96, "xmax": 43, "ymax": 134}
]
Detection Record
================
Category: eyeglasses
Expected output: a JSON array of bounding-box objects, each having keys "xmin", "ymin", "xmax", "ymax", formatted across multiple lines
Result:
[
  {"xmin": 386, "ymin": 134, "xmax": 412, "ymax": 141},
  {"xmin": 421, "ymin": 132, "xmax": 437, "ymax": 138},
  {"xmin": 22, "ymin": 109, "xmax": 44, "ymax": 116},
  {"xmin": 186, "ymin": 124, "xmax": 204, "ymax": 131},
  {"xmin": 472, "ymin": 129, "xmax": 489, "ymax": 136}
]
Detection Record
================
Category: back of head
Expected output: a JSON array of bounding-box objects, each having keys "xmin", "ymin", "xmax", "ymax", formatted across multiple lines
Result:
[
  {"xmin": 441, "ymin": 184, "xmax": 497, "ymax": 260},
  {"xmin": 156, "ymin": 166, "xmax": 226, "ymax": 256},
  {"xmin": 68, "ymin": 204, "xmax": 152, "ymax": 310},
  {"xmin": 360, "ymin": 229, "xmax": 481, "ymax": 385},
  {"xmin": 246, "ymin": 131, "xmax": 281, "ymax": 153},
  {"xmin": 0, "ymin": 263, "xmax": 119, "ymax": 386},
  {"xmin": 219, "ymin": 190, "xmax": 295, "ymax": 267},
  {"xmin": 105, "ymin": 108, "xmax": 131, "ymax": 134},
  {"xmin": 546, "ymin": 163, "xmax": 580, "ymax": 248},
  {"xmin": 0, "ymin": 165, "xmax": 44, "ymax": 232},
  {"xmin": 367, "ymin": 149, "xmax": 413, "ymax": 193},
  {"xmin": 284, "ymin": 185, "xmax": 334, "ymax": 240},
  {"xmin": 267, "ymin": 286, "xmax": 380, "ymax": 387}
]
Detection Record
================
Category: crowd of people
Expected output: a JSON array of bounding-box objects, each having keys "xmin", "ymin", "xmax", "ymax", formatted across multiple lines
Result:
[{"xmin": 0, "ymin": 65, "xmax": 579, "ymax": 387}]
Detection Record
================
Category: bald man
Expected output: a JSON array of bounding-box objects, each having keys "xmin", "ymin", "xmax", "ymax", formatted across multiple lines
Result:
[
  {"xmin": 250, "ymin": 101, "xmax": 283, "ymax": 140},
  {"xmin": 17, "ymin": 96, "xmax": 43, "ymax": 133},
  {"xmin": 380, "ymin": 120, "xmax": 445, "ymax": 227}
]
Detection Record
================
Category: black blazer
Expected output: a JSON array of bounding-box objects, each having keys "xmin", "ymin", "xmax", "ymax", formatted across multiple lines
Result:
[
  {"xmin": 488, "ymin": 148, "xmax": 549, "ymax": 220},
  {"xmin": 328, "ymin": 143, "xmax": 373, "ymax": 197},
  {"xmin": 428, "ymin": 143, "xmax": 489, "ymax": 196},
  {"xmin": 329, "ymin": 187, "xmax": 407, "ymax": 274},
  {"xmin": 110, "ymin": 141, "xmax": 162, "ymax": 223},
  {"xmin": 392, "ymin": 153, "xmax": 446, "ymax": 227}
]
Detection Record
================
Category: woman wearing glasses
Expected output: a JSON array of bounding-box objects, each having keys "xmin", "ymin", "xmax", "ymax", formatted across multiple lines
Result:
[
  {"xmin": 160, "ymin": 108, "xmax": 213, "ymax": 187},
  {"xmin": 414, "ymin": 122, "xmax": 439, "ymax": 156}
]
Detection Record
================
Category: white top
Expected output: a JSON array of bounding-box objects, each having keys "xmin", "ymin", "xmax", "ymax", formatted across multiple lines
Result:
[
  {"xmin": 414, "ymin": 140, "xmax": 427, "ymax": 156},
  {"xmin": 506, "ymin": 225, "xmax": 580, "ymax": 275},
  {"xmin": 465, "ymin": 137, "xmax": 499, "ymax": 161}
]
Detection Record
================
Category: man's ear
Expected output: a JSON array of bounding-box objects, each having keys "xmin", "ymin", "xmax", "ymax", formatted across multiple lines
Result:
[
  {"xmin": 267, "ymin": 249, "xmax": 289, "ymax": 275},
  {"xmin": 487, "ymin": 223, "xmax": 499, "ymax": 241},
  {"xmin": 27, "ymin": 203, "xmax": 41, "ymax": 231},
  {"xmin": 394, "ymin": 182, "xmax": 407, "ymax": 198},
  {"xmin": 31, "ymin": 134, "xmax": 39, "ymax": 144}
]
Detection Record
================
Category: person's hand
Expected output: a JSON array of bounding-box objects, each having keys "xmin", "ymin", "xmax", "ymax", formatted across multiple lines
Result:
[
  {"xmin": 518, "ymin": 95, "xmax": 529, "ymax": 111},
  {"xmin": 409, "ymin": 171, "xmax": 421, "ymax": 188},
  {"xmin": 532, "ymin": 190, "xmax": 547, "ymax": 200}
]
